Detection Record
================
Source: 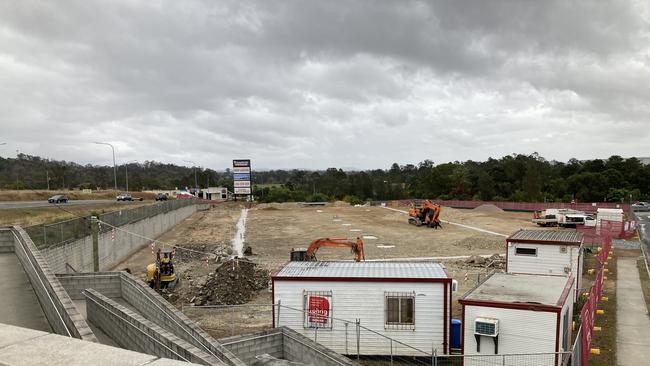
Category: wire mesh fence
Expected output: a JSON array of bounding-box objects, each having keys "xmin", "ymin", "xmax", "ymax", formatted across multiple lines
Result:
[
  {"xmin": 24, "ymin": 199, "xmax": 199, "ymax": 248},
  {"xmin": 184, "ymin": 303, "xmax": 571, "ymax": 366}
]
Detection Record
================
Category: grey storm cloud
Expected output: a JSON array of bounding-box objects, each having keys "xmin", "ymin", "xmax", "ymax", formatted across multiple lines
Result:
[{"xmin": 0, "ymin": 0, "xmax": 648, "ymax": 170}]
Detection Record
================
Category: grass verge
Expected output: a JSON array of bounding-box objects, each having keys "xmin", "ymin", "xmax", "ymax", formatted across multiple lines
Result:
[
  {"xmin": 637, "ymin": 256, "xmax": 650, "ymax": 319},
  {"xmin": 0, "ymin": 202, "xmax": 150, "ymax": 226}
]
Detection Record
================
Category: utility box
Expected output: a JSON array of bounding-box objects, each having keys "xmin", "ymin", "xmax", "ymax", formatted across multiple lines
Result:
[
  {"xmin": 506, "ymin": 230, "xmax": 583, "ymax": 301},
  {"xmin": 272, "ymin": 261, "xmax": 453, "ymax": 356},
  {"xmin": 459, "ymin": 273, "xmax": 575, "ymax": 361}
]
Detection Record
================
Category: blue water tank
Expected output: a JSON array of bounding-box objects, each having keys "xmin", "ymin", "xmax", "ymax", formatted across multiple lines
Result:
[{"xmin": 451, "ymin": 319, "xmax": 462, "ymax": 349}]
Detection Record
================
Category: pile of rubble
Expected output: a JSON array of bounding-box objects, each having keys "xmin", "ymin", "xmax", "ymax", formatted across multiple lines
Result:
[
  {"xmin": 463, "ymin": 253, "xmax": 505, "ymax": 269},
  {"xmin": 183, "ymin": 258, "xmax": 269, "ymax": 306}
]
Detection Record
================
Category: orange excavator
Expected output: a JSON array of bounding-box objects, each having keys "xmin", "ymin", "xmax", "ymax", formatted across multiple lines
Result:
[
  {"xmin": 408, "ymin": 200, "xmax": 442, "ymax": 229},
  {"xmin": 290, "ymin": 237, "xmax": 365, "ymax": 262}
]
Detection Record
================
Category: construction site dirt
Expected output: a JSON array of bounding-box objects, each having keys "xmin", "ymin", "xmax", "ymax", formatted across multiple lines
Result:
[{"xmin": 113, "ymin": 202, "xmax": 548, "ymax": 339}]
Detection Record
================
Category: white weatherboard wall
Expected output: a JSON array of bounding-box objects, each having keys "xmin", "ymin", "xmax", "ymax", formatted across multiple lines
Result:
[
  {"xmin": 463, "ymin": 281, "xmax": 575, "ymax": 358},
  {"xmin": 507, "ymin": 242, "xmax": 582, "ymax": 298},
  {"xmin": 464, "ymin": 306, "xmax": 556, "ymax": 356},
  {"xmin": 274, "ymin": 280, "xmax": 448, "ymax": 356}
]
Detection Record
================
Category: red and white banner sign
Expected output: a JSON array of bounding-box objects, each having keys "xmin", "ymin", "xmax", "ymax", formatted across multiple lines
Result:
[
  {"xmin": 234, "ymin": 181, "xmax": 251, "ymax": 188},
  {"xmin": 305, "ymin": 295, "xmax": 331, "ymax": 328}
]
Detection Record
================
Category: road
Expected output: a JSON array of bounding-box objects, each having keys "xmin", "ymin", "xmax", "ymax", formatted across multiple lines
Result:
[
  {"xmin": 635, "ymin": 210, "xmax": 650, "ymax": 265},
  {"xmin": 0, "ymin": 200, "xmax": 142, "ymax": 210}
]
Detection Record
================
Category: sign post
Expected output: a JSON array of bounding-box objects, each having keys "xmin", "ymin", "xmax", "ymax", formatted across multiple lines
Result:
[{"xmin": 232, "ymin": 159, "xmax": 252, "ymax": 201}]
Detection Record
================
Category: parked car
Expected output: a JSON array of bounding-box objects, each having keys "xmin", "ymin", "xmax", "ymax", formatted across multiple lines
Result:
[
  {"xmin": 48, "ymin": 194, "xmax": 68, "ymax": 204},
  {"xmin": 632, "ymin": 202, "xmax": 650, "ymax": 211},
  {"xmin": 155, "ymin": 193, "xmax": 169, "ymax": 201},
  {"xmin": 116, "ymin": 193, "xmax": 143, "ymax": 202}
]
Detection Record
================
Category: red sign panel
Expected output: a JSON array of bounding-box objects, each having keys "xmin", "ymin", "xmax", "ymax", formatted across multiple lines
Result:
[{"xmin": 306, "ymin": 295, "xmax": 331, "ymax": 328}]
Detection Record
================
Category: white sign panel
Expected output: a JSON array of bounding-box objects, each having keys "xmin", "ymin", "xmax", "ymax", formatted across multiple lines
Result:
[
  {"xmin": 234, "ymin": 181, "xmax": 251, "ymax": 188},
  {"xmin": 233, "ymin": 167, "xmax": 251, "ymax": 174},
  {"xmin": 234, "ymin": 187, "xmax": 251, "ymax": 195}
]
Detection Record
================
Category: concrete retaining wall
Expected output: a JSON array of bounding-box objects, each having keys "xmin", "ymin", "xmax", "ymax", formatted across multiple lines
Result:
[
  {"xmin": 41, "ymin": 204, "xmax": 206, "ymax": 274},
  {"xmin": 119, "ymin": 272, "xmax": 246, "ymax": 366},
  {"xmin": 220, "ymin": 327, "xmax": 357, "ymax": 366},
  {"xmin": 1, "ymin": 227, "xmax": 97, "ymax": 342},
  {"xmin": 85, "ymin": 289, "xmax": 220, "ymax": 365},
  {"xmin": 220, "ymin": 329, "xmax": 284, "ymax": 365},
  {"xmin": 56, "ymin": 272, "xmax": 122, "ymax": 300}
]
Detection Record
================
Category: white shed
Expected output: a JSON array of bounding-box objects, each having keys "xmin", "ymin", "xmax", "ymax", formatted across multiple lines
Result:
[
  {"xmin": 596, "ymin": 208, "xmax": 624, "ymax": 224},
  {"xmin": 459, "ymin": 273, "xmax": 574, "ymax": 364},
  {"xmin": 272, "ymin": 261, "xmax": 453, "ymax": 355},
  {"xmin": 506, "ymin": 230, "xmax": 583, "ymax": 301}
]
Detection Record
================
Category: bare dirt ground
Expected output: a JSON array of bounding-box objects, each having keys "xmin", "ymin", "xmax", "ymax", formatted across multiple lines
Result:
[{"xmin": 115, "ymin": 202, "xmax": 547, "ymax": 339}]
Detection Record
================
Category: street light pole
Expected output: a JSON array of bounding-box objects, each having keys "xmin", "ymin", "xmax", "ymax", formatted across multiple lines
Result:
[{"xmin": 94, "ymin": 142, "xmax": 117, "ymax": 192}]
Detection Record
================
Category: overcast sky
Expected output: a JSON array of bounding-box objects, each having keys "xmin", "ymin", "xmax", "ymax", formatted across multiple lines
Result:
[{"xmin": 1, "ymin": 1, "xmax": 649, "ymax": 170}]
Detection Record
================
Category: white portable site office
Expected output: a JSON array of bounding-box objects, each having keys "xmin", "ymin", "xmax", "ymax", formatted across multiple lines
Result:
[
  {"xmin": 272, "ymin": 261, "xmax": 453, "ymax": 356},
  {"xmin": 506, "ymin": 230, "xmax": 583, "ymax": 301},
  {"xmin": 459, "ymin": 273, "xmax": 575, "ymax": 364}
]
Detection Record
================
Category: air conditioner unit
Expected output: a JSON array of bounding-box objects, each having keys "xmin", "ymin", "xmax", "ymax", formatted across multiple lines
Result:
[
  {"xmin": 475, "ymin": 318, "xmax": 499, "ymax": 337},
  {"xmin": 452, "ymin": 280, "xmax": 458, "ymax": 292}
]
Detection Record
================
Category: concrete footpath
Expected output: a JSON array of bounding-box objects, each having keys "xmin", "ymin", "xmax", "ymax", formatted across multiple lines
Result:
[{"xmin": 616, "ymin": 258, "xmax": 650, "ymax": 366}]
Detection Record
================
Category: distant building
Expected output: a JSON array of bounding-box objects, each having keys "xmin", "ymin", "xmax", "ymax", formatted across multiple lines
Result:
[{"xmin": 200, "ymin": 187, "xmax": 228, "ymax": 200}]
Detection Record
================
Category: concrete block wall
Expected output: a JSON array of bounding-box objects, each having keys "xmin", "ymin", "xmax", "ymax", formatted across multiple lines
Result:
[
  {"xmin": 220, "ymin": 327, "xmax": 357, "ymax": 366},
  {"xmin": 281, "ymin": 327, "xmax": 357, "ymax": 366},
  {"xmin": 220, "ymin": 329, "xmax": 284, "ymax": 365},
  {"xmin": 84, "ymin": 289, "xmax": 221, "ymax": 365},
  {"xmin": 56, "ymin": 272, "xmax": 122, "ymax": 300},
  {"xmin": 41, "ymin": 204, "xmax": 206, "ymax": 274},
  {"xmin": 2, "ymin": 227, "xmax": 97, "ymax": 342},
  {"xmin": 0, "ymin": 230, "xmax": 14, "ymax": 253},
  {"xmin": 119, "ymin": 272, "xmax": 246, "ymax": 366}
]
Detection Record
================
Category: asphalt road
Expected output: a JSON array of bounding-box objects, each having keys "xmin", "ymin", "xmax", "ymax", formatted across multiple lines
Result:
[
  {"xmin": 634, "ymin": 210, "xmax": 650, "ymax": 262},
  {"xmin": 0, "ymin": 199, "xmax": 141, "ymax": 210}
]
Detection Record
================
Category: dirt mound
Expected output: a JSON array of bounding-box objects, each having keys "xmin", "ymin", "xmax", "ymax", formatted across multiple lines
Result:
[
  {"xmin": 473, "ymin": 204, "xmax": 504, "ymax": 213},
  {"xmin": 331, "ymin": 200, "xmax": 350, "ymax": 207},
  {"xmin": 183, "ymin": 259, "xmax": 269, "ymax": 306}
]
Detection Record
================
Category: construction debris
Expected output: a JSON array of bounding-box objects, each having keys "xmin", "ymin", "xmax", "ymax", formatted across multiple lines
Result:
[{"xmin": 181, "ymin": 258, "xmax": 269, "ymax": 306}]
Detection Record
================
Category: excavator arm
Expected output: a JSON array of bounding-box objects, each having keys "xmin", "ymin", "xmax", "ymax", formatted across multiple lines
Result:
[{"xmin": 306, "ymin": 237, "xmax": 365, "ymax": 262}]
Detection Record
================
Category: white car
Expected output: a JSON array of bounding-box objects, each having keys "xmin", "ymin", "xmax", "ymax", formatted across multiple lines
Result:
[{"xmin": 632, "ymin": 202, "xmax": 650, "ymax": 211}]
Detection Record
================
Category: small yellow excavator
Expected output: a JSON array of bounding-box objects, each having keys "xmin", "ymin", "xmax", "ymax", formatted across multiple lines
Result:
[
  {"xmin": 146, "ymin": 249, "xmax": 178, "ymax": 289},
  {"xmin": 408, "ymin": 200, "xmax": 442, "ymax": 229}
]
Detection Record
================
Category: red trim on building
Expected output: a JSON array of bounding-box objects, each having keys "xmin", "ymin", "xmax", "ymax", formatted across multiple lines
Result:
[
  {"xmin": 458, "ymin": 298, "xmax": 561, "ymax": 313},
  {"xmin": 448, "ymin": 281, "xmax": 453, "ymax": 354},
  {"xmin": 460, "ymin": 304, "xmax": 465, "ymax": 362},
  {"xmin": 554, "ymin": 311, "xmax": 561, "ymax": 366},
  {"xmin": 272, "ymin": 276, "xmax": 452, "ymax": 284},
  {"xmin": 508, "ymin": 239, "xmax": 582, "ymax": 246},
  {"xmin": 271, "ymin": 278, "xmax": 276, "ymax": 328},
  {"xmin": 443, "ymin": 282, "xmax": 448, "ymax": 354},
  {"xmin": 556, "ymin": 275, "xmax": 574, "ymax": 307}
]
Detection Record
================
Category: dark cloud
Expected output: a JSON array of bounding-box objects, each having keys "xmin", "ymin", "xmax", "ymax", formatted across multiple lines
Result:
[{"xmin": 0, "ymin": 0, "xmax": 648, "ymax": 170}]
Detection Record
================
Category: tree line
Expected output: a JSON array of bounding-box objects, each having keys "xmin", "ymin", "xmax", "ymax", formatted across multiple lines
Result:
[{"xmin": 1, "ymin": 153, "xmax": 648, "ymax": 203}]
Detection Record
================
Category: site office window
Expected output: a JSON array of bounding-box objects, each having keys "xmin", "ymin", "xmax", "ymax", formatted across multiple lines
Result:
[
  {"xmin": 514, "ymin": 246, "xmax": 537, "ymax": 256},
  {"xmin": 385, "ymin": 291, "xmax": 415, "ymax": 330}
]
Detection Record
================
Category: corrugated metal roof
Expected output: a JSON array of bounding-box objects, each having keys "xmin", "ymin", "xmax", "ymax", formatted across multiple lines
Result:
[
  {"xmin": 275, "ymin": 261, "xmax": 448, "ymax": 279},
  {"xmin": 508, "ymin": 229, "xmax": 583, "ymax": 243}
]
